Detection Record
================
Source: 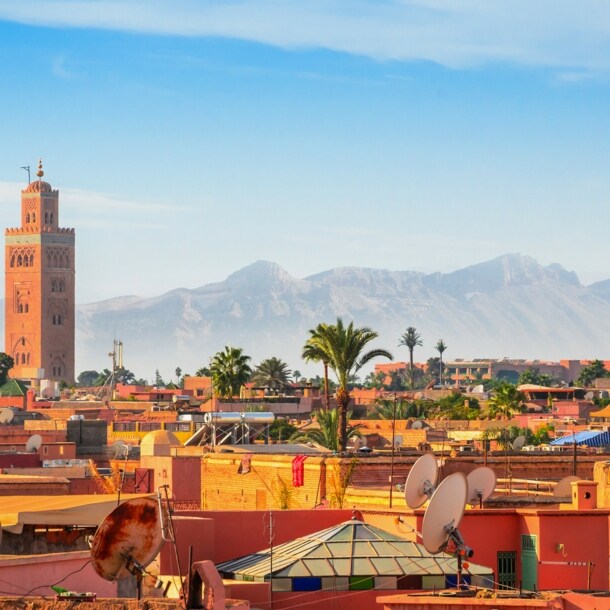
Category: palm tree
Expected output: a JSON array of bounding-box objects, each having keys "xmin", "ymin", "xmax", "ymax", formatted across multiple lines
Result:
[
  {"xmin": 435, "ymin": 339, "xmax": 447, "ymax": 386},
  {"xmin": 210, "ymin": 346, "xmax": 252, "ymax": 398},
  {"xmin": 302, "ymin": 324, "xmax": 332, "ymax": 411},
  {"xmin": 487, "ymin": 383, "xmax": 526, "ymax": 419},
  {"xmin": 399, "ymin": 327, "xmax": 422, "ymax": 389},
  {"xmin": 251, "ymin": 357, "xmax": 292, "ymax": 392},
  {"xmin": 290, "ymin": 408, "xmax": 362, "ymax": 452},
  {"xmin": 302, "ymin": 318, "xmax": 393, "ymax": 451}
]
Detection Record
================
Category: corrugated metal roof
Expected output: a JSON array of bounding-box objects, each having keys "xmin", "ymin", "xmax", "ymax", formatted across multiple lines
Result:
[
  {"xmin": 550, "ymin": 430, "xmax": 610, "ymax": 447},
  {"xmin": 217, "ymin": 519, "xmax": 493, "ymax": 581}
]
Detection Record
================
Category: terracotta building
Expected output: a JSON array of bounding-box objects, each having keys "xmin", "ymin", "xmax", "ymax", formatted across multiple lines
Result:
[{"xmin": 4, "ymin": 161, "xmax": 75, "ymax": 383}]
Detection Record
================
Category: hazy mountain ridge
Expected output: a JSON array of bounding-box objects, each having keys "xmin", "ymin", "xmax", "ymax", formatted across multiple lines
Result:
[{"xmin": 69, "ymin": 254, "xmax": 610, "ymax": 379}]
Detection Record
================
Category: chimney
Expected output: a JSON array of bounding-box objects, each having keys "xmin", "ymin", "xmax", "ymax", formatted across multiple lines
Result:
[{"xmin": 572, "ymin": 480, "xmax": 597, "ymax": 510}]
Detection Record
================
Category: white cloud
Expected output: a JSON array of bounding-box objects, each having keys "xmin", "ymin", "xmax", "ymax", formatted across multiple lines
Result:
[{"xmin": 0, "ymin": 1, "xmax": 609, "ymax": 70}]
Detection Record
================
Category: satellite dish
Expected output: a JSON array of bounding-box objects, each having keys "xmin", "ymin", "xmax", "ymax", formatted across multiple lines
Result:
[
  {"xmin": 553, "ymin": 475, "xmax": 581, "ymax": 498},
  {"xmin": 0, "ymin": 408, "xmax": 14, "ymax": 424},
  {"xmin": 91, "ymin": 497, "xmax": 166, "ymax": 583},
  {"xmin": 411, "ymin": 420, "xmax": 424, "ymax": 429},
  {"xmin": 405, "ymin": 453, "xmax": 438, "ymax": 508},
  {"xmin": 394, "ymin": 435, "xmax": 403, "ymax": 448},
  {"xmin": 421, "ymin": 472, "xmax": 468, "ymax": 554},
  {"xmin": 466, "ymin": 467, "xmax": 497, "ymax": 506},
  {"xmin": 25, "ymin": 434, "xmax": 42, "ymax": 453},
  {"xmin": 512, "ymin": 435, "xmax": 526, "ymax": 452},
  {"xmin": 112, "ymin": 440, "xmax": 126, "ymax": 457}
]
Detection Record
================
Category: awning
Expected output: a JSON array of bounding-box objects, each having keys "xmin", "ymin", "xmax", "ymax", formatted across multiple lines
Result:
[
  {"xmin": 0, "ymin": 494, "xmax": 155, "ymax": 534},
  {"xmin": 590, "ymin": 404, "xmax": 610, "ymax": 419},
  {"xmin": 550, "ymin": 430, "xmax": 610, "ymax": 447}
]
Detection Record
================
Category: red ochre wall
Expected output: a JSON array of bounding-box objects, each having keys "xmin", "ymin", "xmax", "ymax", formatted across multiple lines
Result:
[{"xmin": 159, "ymin": 508, "xmax": 353, "ymax": 572}]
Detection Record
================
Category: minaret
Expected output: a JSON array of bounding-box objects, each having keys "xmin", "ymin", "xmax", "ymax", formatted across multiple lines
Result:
[{"xmin": 4, "ymin": 160, "xmax": 75, "ymax": 382}]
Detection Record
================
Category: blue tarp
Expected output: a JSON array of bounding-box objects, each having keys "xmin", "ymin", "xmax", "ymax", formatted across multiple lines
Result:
[{"xmin": 550, "ymin": 430, "xmax": 610, "ymax": 447}]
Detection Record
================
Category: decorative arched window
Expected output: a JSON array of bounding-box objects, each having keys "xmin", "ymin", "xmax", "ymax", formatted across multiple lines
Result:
[
  {"xmin": 50, "ymin": 213, "xmax": 54, "ymax": 224},
  {"xmin": 59, "ymin": 281, "xmax": 65, "ymax": 292},
  {"xmin": 29, "ymin": 254, "xmax": 34, "ymax": 266},
  {"xmin": 10, "ymin": 255, "xmax": 15, "ymax": 268},
  {"xmin": 15, "ymin": 352, "xmax": 20, "ymax": 363},
  {"xmin": 17, "ymin": 255, "xmax": 23, "ymax": 267},
  {"xmin": 21, "ymin": 354, "xmax": 25, "ymax": 365},
  {"xmin": 24, "ymin": 256, "xmax": 29, "ymax": 268},
  {"xmin": 45, "ymin": 212, "xmax": 49, "ymax": 223},
  {"xmin": 26, "ymin": 213, "xmax": 30, "ymax": 223},
  {"xmin": 26, "ymin": 353, "xmax": 30, "ymax": 364},
  {"xmin": 32, "ymin": 213, "xmax": 36, "ymax": 222},
  {"xmin": 18, "ymin": 304, "xmax": 23, "ymax": 313},
  {"xmin": 25, "ymin": 303, "xmax": 28, "ymax": 313}
]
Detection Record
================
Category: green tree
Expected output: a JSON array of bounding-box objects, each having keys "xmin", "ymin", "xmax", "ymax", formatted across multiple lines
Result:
[
  {"xmin": 487, "ymin": 383, "xmax": 526, "ymax": 419},
  {"xmin": 210, "ymin": 346, "xmax": 252, "ymax": 398},
  {"xmin": 195, "ymin": 366, "xmax": 211, "ymax": 377},
  {"xmin": 94, "ymin": 367, "xmax": 135, "ymax": 386},
  {"xmin": 435, "ymin": 393, "xmax": 480, "ymax": 420},
  {"xmin": 0, "ymin": 353, "xmax": 14, "ymax": 386},
  {"xmin": 435, "ymin": 339, "xmax": 447, "ymax": 385},
  {"xmin": 77, "ymin": 370, "xmax": 99, "ymax": 387},
  {"xmin": 399, "ymin": 327, "xmax": 422, "ymax": 389},
  {"xmin": 518, "ymin": 367, "xmax": 559, "ymax": 387},
  {"xmin": 251, "ymin": 357, "xmax": 292, "ymax": 391},
  {"xmin": 293, "ymin": 370, "xmax": 302, "ymax": 383},
  {"xmin": 577, "ymin": 360, "xmax": 609, "ymax": 387},
  {"xmin": 386, "ymin": 369, "xmax": 407, "ymax": 391},
  {"xmin": 364, "ymin": 371, "xmax": 386, "ymax": 390},
  {"xmin": 153, "ymin": 369, "xmax": 165, "ymax": 387},
  {"xmin": 290, "ymin": 408, "xmax": 363, "ymax": 452},
  {"xmin": 175, "ymin": 367, "xmax": 182, "ymax": 383},
  {"xmin": 269, "ymin": 418, "xmax": 298, "ymax": 441},
  {"xmin": 303, "ymin": 318, "xmax": 392, "ymax": 451}
]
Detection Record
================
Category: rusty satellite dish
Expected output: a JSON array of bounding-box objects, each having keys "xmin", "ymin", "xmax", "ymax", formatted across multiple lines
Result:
[{"xmin": 91, "ymin": 497, "xmax": 166, "ymax": 582}]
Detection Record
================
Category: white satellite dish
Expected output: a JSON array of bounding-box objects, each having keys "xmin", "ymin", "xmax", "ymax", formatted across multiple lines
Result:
[
  {"xmin": 421, "ymin": 472, "xmax": 469, "ymax": 555},
  {"xmin": 0, "ymin": 408, "xmax": 14, "ymax": 424},
  {"xmin": 411, "ymin": 420, "xmax": 424, "ymax": 429},
  {"xmin": 512, "ymin": 435, "xmax": 526, "ymax": 452},
  {"xmin": 466, "ymin": 467, "xmax": 497, "ymax": 506},
  {"xmin": 394, "ymin": 434, "xmax": 403, "ymax": 448},
  {"xmin": 25, "ymin": 434, "xmax": 42, "ymax": 453},
  {"xmin": 112, "ymin": 440, "xmax": 126, "ymax": 457},
  {"xmin": 404, "ymin": 453, "xmax": 438, "ymax": 508},
  {"xmin": 553, "ymin": 475, "xmax": 581, "ymax": 498}
]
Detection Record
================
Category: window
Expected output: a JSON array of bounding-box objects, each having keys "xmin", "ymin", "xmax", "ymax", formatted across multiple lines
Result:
[
  {"xmin": 45, "ymin": 212, "xmax": 49, "ymax": 223},
  {"xmin": 50, "ymin": 213, "xmax": 54, "ymax": 223},
  {"xmin": 26, "ymin": 213, "xmax": 30, "ymax": 223},
  {"xmin": 497, "ymin": 551, "xmax": 517, "ymax": 589}
]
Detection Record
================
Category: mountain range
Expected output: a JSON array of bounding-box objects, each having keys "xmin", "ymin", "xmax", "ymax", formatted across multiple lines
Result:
[{"xmin": 70, "ymin": 253, "xmax": 610, "ymax": 380}]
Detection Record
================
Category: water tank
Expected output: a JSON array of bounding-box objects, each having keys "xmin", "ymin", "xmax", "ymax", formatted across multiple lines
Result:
[
  {"xmin": 204, "ymin": 412, "xmax": 243, "ymax": 425},
  {"xmin": 242, "ymin": 412, "xmax": 276, "ymax": 425}
]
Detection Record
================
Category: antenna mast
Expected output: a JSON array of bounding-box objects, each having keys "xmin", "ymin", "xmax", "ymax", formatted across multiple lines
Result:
[{"xmin": 20, "ymin": 165, "xmax": 31, "ymax": 184}]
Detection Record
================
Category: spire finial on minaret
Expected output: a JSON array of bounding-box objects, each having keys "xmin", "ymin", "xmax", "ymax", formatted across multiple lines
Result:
[{"xmin": 36, "ymin": 159, "xmax": 44, "ymax": 179}]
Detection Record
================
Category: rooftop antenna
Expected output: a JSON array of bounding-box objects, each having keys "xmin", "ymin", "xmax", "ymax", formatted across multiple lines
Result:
[
  {"xmin": 422, "ymin": 472, "xmax": 472, "ymax": 588},
  {"xmin": 404, "ymin": 453, "xmax": 438, "ymax": 509},
  {"xmin": 20, "ymin": 165, "xmax": 31, "ymax": 184},
  {"xmin": 91, "ymin": 497, "xmax": 168, "ymax": 600}
]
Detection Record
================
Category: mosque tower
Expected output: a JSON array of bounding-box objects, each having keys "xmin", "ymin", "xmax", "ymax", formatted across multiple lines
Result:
[{"xmin": 4, "ymin": 160, "xmax": 75, "ymax": 382}]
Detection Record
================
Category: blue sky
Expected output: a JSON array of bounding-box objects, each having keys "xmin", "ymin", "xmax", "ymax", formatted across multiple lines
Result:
[{"xmin": 0, "ymin": 1, "xmax": 609, "ymax": 303}]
